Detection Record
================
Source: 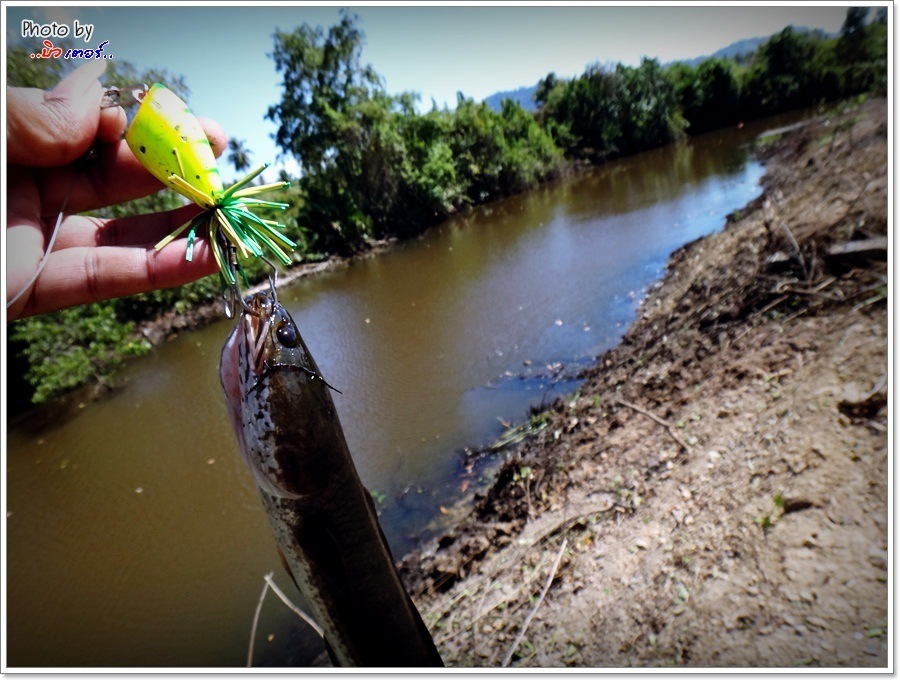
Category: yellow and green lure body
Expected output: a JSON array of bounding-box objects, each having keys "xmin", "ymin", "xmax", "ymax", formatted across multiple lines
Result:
[{"xmin": 124, "ymin": 83, "xmax": 294, "ymax": 314}]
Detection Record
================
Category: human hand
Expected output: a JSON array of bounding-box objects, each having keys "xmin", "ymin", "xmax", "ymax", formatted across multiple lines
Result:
[{"xmin": 6, "ymin": 60, "xmax": 227, "ymax": 320}]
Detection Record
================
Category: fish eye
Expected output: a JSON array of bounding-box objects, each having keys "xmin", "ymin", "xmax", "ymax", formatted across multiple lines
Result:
[{"xmin": 275, "ymin": 322, "xmax": 299, "ymax": 348}]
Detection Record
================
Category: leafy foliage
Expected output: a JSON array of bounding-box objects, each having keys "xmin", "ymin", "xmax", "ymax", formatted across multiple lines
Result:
[
  {"xmin": 740, "ymin": 27, "xmax": 820, "ymax": 117},
  {"xmin": 9, "ymin": 303, "xmax": 151, "ymax": 403},
  {"xmin": 6, "ymin": 8, "xmax": 888, "ymax": 405},
  {"xmin": 7, "ymin": 44, "xmax": 64, "ymax": 88},
  {"xmin": 535, "ymin": 11, "xmax": 885, "ymax": 159},
  {"xmin": 267, "ymin": 13, "xmax": 563, "ymax": 253},
  {"xmin": 669, "ymin": 58, "xmax": 741, "ymax": 134}
]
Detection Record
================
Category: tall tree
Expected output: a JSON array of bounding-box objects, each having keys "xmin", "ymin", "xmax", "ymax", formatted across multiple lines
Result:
[
  {"xmin": 266, "ymin": 11, "xmax": 390, "ymax": 252},
  {"xmin": 741, "ymin": 27, "xmax": 818, "ymax": 116},
  {"xmin": 227, "ymin": 137, "xmax": 252, "ymax": 173},
  {"xmin": 267, "ymin": 10, "xmax": 383, "ymax": 173},
  {"xmin": 836, "ymin": 7, "xmax": 882, "ymax": 94}
]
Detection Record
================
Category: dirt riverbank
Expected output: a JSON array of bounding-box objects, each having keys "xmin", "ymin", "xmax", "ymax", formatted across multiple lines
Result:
[{"xmin": 399, "ymin": 97, "xmax": 889, "ymax": 668}]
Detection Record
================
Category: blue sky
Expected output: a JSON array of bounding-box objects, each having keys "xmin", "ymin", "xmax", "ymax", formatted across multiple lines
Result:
[{"xmin": 6, "ymin": 3, "xmax": 854, "ymax": 181}]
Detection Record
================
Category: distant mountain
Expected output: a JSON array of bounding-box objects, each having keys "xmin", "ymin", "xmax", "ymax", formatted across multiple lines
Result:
[
  {"xmin": 678, "ymin": 36, "xmax": 768, "ymax": 67},
  {"xmin": 483, "ymin": 85, "xmax": 538, "ymax": 113},
  {"xmin": 482, "ymin": 25, "xmax": 835, "ymax": 113},
  {"xmin": 678, "ymin": 25, "xmax": 832, "ymax": 67}
]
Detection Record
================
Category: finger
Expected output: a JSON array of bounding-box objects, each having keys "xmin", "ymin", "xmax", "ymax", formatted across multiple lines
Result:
[
  {"xmin": 7, "ymin": 61, "xmax": 108, "ymax": 167},
  {"xmin": 196, "ymin": 116, "xmax": 229, "ymax": 159},
  {"xmin": 6, "ymin": 223, "xmax": 46, "ymax": 306},
  {"xmin": 9, "ymin": 238, "xmax": 219, "ymax": 320},
  {"xmin": 52, "ymin": 204, "xmax": 205, "ymax": 249},
  {"xmin": 34, "ymin": 117, "xmax": 229, "ymax": 216},
  {"xmin": 97, "ymin": 105, "xmax": 128, "ymax": 144}
]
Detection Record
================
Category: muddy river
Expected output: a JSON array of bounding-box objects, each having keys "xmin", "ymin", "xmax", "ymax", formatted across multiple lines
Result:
[{"xmin": 6, "ymin": 111, "xmax": 812, "ymax": 667}]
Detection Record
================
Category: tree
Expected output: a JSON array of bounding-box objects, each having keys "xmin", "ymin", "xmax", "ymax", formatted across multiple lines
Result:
[
  {"xmin": 267, "ymin": 10, "xmax": 383, "ymax": 173},
  {"xmin": 741, "ymin": 27, "xmax": 818, "ymax": 116},
  {"xmin": 266, "ymin": 11, "xmax": 390, "ymax": 252},
  {"xmin": 227, "ymin": 138, "xmax": 253, "ymax": 173},
  {"xmin": 545, "ymin": 63, "xmax": 624, "ymax": 160},
  {"xmin": 614, "ymin": 58, "xmax": 685, "ymax": 155},
  {"xmin": 675, "ymin": 58, "xmax": 741, "ymax": 134},
  {"xmin": 838, "ymin": 7, "xmax": 870, "ymax": 54},
  {"xmin": 836, "ymin": 7, "xmax": 885, "ymax": 95},
  {"xmin": 534, "ymin": 72, "xmax": 560, "ymax": 108},
  {"xmin": 7, "ymin": 44, "xmax": 64, "ymax": 88}
]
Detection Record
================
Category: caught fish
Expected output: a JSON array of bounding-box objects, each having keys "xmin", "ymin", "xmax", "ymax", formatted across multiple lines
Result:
[{"xmin": 220, "ymin": 292, "xmax": 443, "ymax": 667}]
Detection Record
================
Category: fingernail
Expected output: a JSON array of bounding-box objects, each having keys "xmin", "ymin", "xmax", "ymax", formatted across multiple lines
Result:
[{"xmin": 51, "ymin": 61, "xmax": 108, "ymax": 97}]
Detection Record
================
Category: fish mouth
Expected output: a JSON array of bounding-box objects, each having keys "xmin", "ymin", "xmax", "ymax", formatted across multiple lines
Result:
[
  {"xmin": 239, "ymin": 292, "xmax": 343, "ymax": 394},
  {"xmin": 241, "ymin": 292, "xmax": 277, "ymax": 375}
]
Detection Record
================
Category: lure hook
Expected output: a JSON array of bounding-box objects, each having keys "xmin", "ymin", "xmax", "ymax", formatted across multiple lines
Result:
[
  {"xmin": 100, "ymin": 83, "xmax": 149, "ymax": 109},
  {"xmin": 260, "ymin": 256, "xmax": 279, "ymax": 304},
  {"xmin": 222, "ymin": 283, "xmax": 260, "ymax": 319},
  {"xmin": 221, "ymin": 245, "xmax": 277, "ymax": 318}
]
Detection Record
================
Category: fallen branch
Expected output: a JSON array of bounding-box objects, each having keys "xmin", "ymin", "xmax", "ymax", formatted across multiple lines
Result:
[
  {"xmin": 769, "ymin": 237, "xmax": 888, "ymax": 269},
  {"xmin": 613, "ymin": 397, "xmax": 691, "ymax": 452},
  {"xmin": 773, "ymin": 276, "xmax": 840, "ymax": 299},
  {"xmin": 501, "ymin": 537, "xmax": 568, "ymax": 667}
]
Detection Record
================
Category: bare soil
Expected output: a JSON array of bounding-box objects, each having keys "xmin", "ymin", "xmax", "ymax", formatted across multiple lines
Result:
[{"xmin": 399, "ymin": 98, "xmax": 889, "ymax": 668}]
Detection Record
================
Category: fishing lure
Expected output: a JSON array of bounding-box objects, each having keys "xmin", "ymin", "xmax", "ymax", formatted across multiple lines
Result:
[{"xmin": 107, "ymin": 83, "xmax": 294, "ymax": 317}]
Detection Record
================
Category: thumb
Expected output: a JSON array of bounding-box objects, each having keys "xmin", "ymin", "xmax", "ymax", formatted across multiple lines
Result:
[{"xmin": 7, "ymin": 61, "xmax": 107, "ymax": 167}]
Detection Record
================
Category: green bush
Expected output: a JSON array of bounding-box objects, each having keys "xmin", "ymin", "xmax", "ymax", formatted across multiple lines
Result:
[{"xmin": 10, "ymin": 304, "xmax": 151, "ymax": 403}]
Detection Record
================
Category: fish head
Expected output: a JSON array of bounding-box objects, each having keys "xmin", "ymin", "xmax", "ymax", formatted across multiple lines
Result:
[
  {"xmin": 220, "ymin": 291, "xmax": 336, "ymax": 500},
  {"xmin": 241, "ymin": 291, "xmax": 317, "ymax": 377}
]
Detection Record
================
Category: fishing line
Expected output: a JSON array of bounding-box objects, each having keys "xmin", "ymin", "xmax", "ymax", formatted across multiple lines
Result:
[
  {"xmin": 8, "ymin": 85, "xmax": 143, "ymax": 312},
  {"xmin": 6, "ymin": 185, "xmax": 73, "ymax": 310}
]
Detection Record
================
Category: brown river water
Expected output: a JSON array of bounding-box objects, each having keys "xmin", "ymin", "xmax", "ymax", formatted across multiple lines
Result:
[{"xmin": 5, "ymin": 111, "xmax": 813, "ymax": 667}]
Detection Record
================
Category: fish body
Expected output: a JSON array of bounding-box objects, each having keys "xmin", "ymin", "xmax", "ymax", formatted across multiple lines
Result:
[{"xmin": 220, "ymin": 293, "xmax": 442, "ymax": 667}]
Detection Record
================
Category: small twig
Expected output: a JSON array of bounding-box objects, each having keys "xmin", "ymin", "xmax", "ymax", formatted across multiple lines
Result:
[
  {"xmin": 614, "ymin": 397, "xmax": 691, "ymax": 452},
  {"xmin": 731, "ymin": 293, "xmax": 792, "ymax": 344},
  {"xmin": 264, "ymin": 573, "xmax": 325, "ymax": 638},
  {"xmin": 772, "ymin": 277, "xmax": 842, "ymax": 301},
  {"xmin": 247, "ymin": 572, "xmax": 273, "ymax": 667},
  {"xmin": 245, "ymin": 571, "xmax": 326, "ymax": 668},
  {"xmin": 779, "ymin": 221, "xmax": 808, "ymax": 281},
  {"xmin": 851, "ymin": 291, "xmax": 887, "ymax": 313},
  {"xmin": 427, "ymin": 506, "xmax": 615, "ymax": 642},
  {"xmin": 501, "ymin": 537, "xmax": 568, "ymax": 668},
  {"xmin": 755, "ymin": 293, "xmax": 790, "ymax": 318}
]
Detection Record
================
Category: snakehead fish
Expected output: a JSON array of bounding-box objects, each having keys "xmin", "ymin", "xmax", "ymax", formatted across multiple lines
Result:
[{"xmin": 219, "ymin": 292, "xmax": 443, "ymax": 667}]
